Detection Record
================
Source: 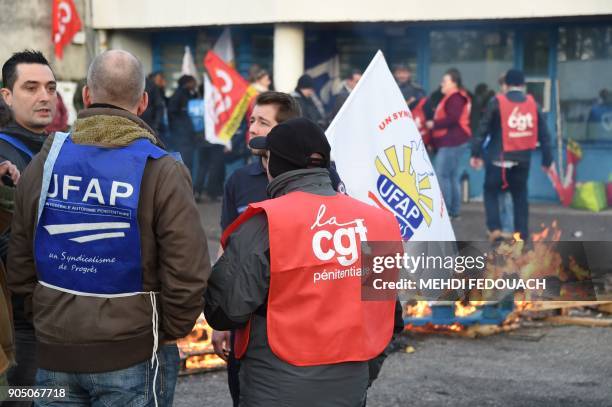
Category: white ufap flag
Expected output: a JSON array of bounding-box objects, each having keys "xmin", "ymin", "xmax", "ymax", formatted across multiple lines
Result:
[{"xmin": 326, "ymin": 51, "xmax": 455, "ymax": 241}]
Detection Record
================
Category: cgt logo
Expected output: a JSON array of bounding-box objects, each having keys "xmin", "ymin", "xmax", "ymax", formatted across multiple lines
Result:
[
  {"xmin": 310, "ymin": 204, "xmax": 368, "ymax": 267},
  {"xmin": 508, "ymin": 106, "xmax": 534, "ymax": 133}
]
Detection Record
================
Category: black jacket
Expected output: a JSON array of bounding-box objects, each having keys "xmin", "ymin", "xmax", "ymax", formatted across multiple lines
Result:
[
  {"xmin": 471, "ymin": 90, "xmax": 553, "ymax": 167},
  {"xmin": 205, "ymin": 168, "xmax": 370, "ymax": 407},
  {"xmin": 0, "ymin": 122, "xmax": 47, "ymax": 171},
  {"xmin": 141, "ymin": 79, "xmax": 166, "ymax": 136},
  {"xmin": 291, "ymin": 90, "xmax": 327, "ymax": 129},
  {"xmin": 397, "ymin": 80, "xmax": 425, "ymax": 109},
  {"xmin": 167, "ymin": 87, "xmax": 196, "ymax": 147},
  {"xmin": 0, "ymin": 122, "xmax": 47, "ymax": 331},
  {"xmin": 329, "ymin": 85, "xmax": 350, "ymax": 123}
]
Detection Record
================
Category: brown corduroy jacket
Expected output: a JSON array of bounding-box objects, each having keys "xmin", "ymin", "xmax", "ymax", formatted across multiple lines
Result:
[
  {"xmin": 7, "ymin": 107, "xmax": 211, "ymax": 373},
  {"xmin": 0, "ymin": 203, "xmax": 14, "ymax": 375}
]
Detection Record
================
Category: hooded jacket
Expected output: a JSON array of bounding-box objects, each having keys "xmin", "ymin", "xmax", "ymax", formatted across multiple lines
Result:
[
  {"xmin": 206, "ymin": 168, "xmax": 370, "ymax": 407},
  {"xmin": 471, "ymin": 90, "xmax": 553, "ymax": 167},
  {"xmin": 291, "ymin": 90, "xmax": 327, "ymax": 129},
  {"xmin": 0, "ymin": 122, "xmax": 47, "ymax": 171},
  {"xmin": 7, "ymin": 106, "xmax": 210, "ymax": 373},
  {"xmin": 0, "ymin": 122, "xmax": 48, "ymax": 333}
]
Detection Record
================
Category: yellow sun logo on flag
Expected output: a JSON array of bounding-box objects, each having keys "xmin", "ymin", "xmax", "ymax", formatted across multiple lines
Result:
[{"xmin": 370, "ymin": 146, "xmax": 433, "ymax": 240}]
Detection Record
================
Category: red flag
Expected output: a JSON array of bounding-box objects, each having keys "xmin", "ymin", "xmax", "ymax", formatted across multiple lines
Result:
[
  {"xmin": 52, "ymin": 0, "xmax": 82, "ymax": 59},
  {"xmin": 546, "ymin": 140, "xmax": 582, "ymax": 206},
  {"xmin": 203, "ymin": 51, "xmax": 257, "ymax": 145}
]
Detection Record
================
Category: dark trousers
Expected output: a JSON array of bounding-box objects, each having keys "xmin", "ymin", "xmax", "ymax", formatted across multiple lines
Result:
[
  {"xmin": 484, "ymin": 163, "xmax": 530, "ymax": 239},
  {"xmin": 175, "ymin": 143, "xmax": 195, "ymax": 177},
  {"xmin": 228, "ymin": 331, "xmax": 240, "ymax": 407},
  {"xmin": 4, "ymin": 327, "xmax": 37, "ymax": 407},
  {"xmin": 195, "ymin": 144, "xmax": 226, "ymax": 199}
]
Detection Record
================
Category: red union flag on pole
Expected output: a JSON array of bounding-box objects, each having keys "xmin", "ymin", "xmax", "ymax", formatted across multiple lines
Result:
[
  {"xmin": 52, "ymin": 0, "xmax": 82, "ymax": 59},
  {"xmin": 204, "ymin": 51, "xmax": 257, "ymax": 147}
]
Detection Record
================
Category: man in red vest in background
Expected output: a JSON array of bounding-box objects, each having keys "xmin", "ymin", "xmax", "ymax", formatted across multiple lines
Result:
[
  {"xmin": 470, "ymin": 69, "xmax": 553, "ymax": 241},
  {"xmin": 205, "ymin": 117, "xmax": 402, "ymax": 406}
]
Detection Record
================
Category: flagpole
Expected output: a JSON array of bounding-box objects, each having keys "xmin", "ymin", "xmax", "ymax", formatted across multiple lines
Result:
[{"xmin": 556, "ymin": 79, "xmax": 564, "ymax": 185}]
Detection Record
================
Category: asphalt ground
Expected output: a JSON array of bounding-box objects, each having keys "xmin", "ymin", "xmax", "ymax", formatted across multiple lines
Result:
[
  {"xmin": 176, "ymin": 199, "xmax": 612, "ymax": 406},
  {"xmin": 198, "ymin": 201, "xmax": 612, "ymax": 257}
]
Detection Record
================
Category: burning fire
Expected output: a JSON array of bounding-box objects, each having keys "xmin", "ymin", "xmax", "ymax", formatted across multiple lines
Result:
[
  {"xmin": 177, "ymin": 313, "xmax": 226, "ymax": 373},
  {"xmin": 403, "ymin": 221, "xmax": 586, "ymax": 334},
  {"xmin": 405, "ymin": 300, "xmax": 431, "ymax": 318},
  {"xmin": 405, "ymin": 300, "xmax": 490, "ymax": 320},
  {"xmin": 532, "ymin": 220, "xmax": 561, "ymax": 242},
  {"xmin": 185, "ymin": 354, "xmax": 226, "ymax": 370}
]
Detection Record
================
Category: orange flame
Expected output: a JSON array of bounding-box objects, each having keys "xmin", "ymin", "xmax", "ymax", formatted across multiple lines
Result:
[
  {"xmin": 403, "ymin": 221, "xmax": 576, "ymax": 334},
  {"xmin": 177, "ymin": 313, "xmax": 226, "ymax": 372},
  {"xmin": 405, "ymin": 301, "xmax": 431, "ymax": 318},
  {"xmin": 532, "ymin": 221, "xmax": 561, "ymax": 242}
]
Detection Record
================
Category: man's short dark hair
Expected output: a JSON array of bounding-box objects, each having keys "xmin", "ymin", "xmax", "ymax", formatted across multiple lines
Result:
[
  {"xmin": 178, "ymin": 75, "xmax": 196, "ymax": 88},
  {"xmin": 393, "ymin": 64, "xmax": 411, "ymax": 73},
  {"xmin": 255, "ymin": 91, "xmax": 301, "ymax": 123},
  {"xmin": 2, "ymin": 50, "xmax": 52, "ymax": 90},
  {"xmin": 0, "ymin": 96, "xmax": 13, "ymax": 128},
  {"xmin": 344, "ymin": 69, "xmax": 362, "ymax": 81},
  {"xmin": 147, "ymin": 70, "xmax": 164, "ymax": 81}
]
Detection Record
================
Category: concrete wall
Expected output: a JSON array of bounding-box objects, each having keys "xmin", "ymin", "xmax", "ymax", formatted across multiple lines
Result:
[
  {"xmin": 92, "ymin": 0, "xmax": 612, "ymax": 29},
  {"xmin": 107, "ymin": 31, "xmax": 153, "ymax": 73},
  {"xmin": 0, "ymin": 0, "xmax": 89, "ymax": 81}
]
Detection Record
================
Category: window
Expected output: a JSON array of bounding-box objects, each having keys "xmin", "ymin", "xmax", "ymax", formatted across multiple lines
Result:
[
  {"xmin": 558, "ymin": 25, "xmax": 612, "ymax": 141},
  {"xmin": 523, "ymin": 30, "xmax": 550, "ymax": 77},
  {"xmin": 428, "ymin": 30, "xmax": 514, "ymax": 93}
]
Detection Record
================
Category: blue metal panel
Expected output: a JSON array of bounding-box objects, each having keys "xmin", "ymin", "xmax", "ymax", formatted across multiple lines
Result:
[
  {"xmin": 573, "ymin": 143, "xmax": 612, "ymax": 183},
  {"xmin": 513, "ymin": 28, "xmax": 523, "ymax": 69},
  {"xmin": 405, "ymin": 303, "xmax": 514, "ymax": 327},
  {"xmin": 417, "ymin": 29, "xmax": 431, "ymax": 93},
  {"xmin": 234, "ymin": 26, "xmax": 252, "ymax": 78},
  {"xmin": 151, "ymin": 39, "xmax": 162, "ymax": 72},
  {"xmin": 151, "ymin": 30, "xmax": 198, "ymax": 72}
]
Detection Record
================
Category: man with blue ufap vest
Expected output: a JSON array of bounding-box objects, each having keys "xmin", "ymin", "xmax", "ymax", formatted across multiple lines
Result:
[{"xmin": 7, "ymin": 50, "xmax": 210, "ymax": 406}]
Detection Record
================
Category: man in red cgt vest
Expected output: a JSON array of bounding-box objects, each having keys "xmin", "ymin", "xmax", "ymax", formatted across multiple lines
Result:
[
  {"xmin": 470, "ymin": 69, "xmax": 553, "ymax": 241},
  {"xmin": 204, "ymin": 117, "xmax": 402, "ymax": 406}
]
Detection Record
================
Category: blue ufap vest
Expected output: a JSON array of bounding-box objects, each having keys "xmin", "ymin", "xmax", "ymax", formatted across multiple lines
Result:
[{"xmin": 34, "ymin": 132, "xmax": 171, "ymax": 297}]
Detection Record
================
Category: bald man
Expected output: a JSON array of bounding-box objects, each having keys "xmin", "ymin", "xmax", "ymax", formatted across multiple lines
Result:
[{"xmin": 7, "ymin": 50, "xmax": 210, "ymax": 406}]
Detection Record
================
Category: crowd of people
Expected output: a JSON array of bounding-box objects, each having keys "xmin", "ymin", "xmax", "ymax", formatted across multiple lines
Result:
[
  {"xmin": 135, "ymin": 64, "xmax": 363, "ymax": 205},
  {"xmin": 0, "ymin": 46, "xmax": 553, "ymax": 407},
  {"xmin": 389, "ymin": 64, "xmax": 553, "ymax": 241}
]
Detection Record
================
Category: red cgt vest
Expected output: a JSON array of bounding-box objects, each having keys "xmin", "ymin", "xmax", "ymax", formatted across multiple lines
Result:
[
  {"xmin": 496, "ymin": 93, "xmax": 538, "ymax": 152},
  {"xmin": 432, "ymin": 89, "xmax": 472, "ymax": 139},
  {"xmin": 412, "ymin": 97, "xmax": 432, "ymax": 146},
  {"xmin": 221, "ymin": 191, "xmax": 402, "ymax": 366}
]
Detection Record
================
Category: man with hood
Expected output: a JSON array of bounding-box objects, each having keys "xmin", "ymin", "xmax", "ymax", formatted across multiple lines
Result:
[{"xmin": 205, "ymin": 118, "xmax": 401, "ymax": 406}]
